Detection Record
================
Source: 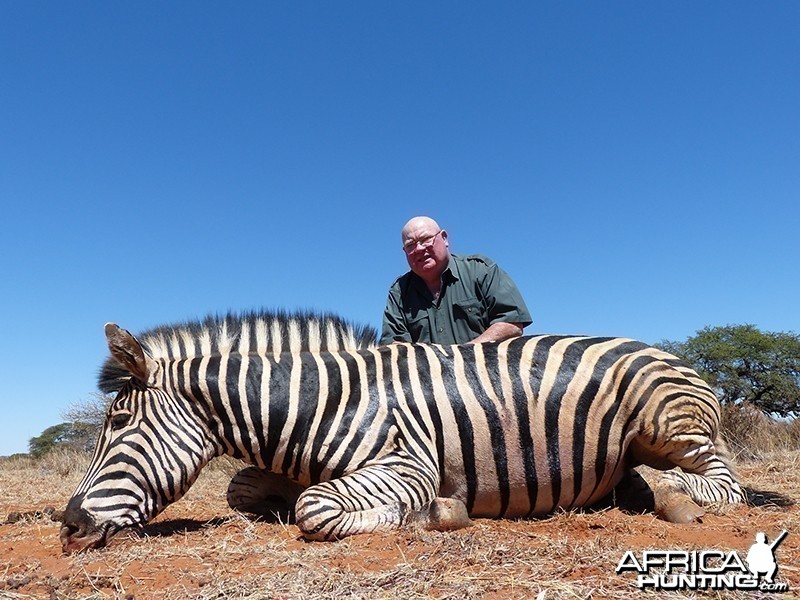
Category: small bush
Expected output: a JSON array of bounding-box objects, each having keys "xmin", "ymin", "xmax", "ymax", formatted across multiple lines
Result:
[
  {"xmin": 721, "ymin": 404, "xmax": 800, "ymax": 461},
  {"xmin": 37, "ymin": 448, "xmax": 92, "ymax": 478},
  {"xmin": 0, "ymin": 453, "xmax": 37, "ymax": 470},
  {"xmin": 0, "ymin": 448, "xmax": 91, "ymax": 477}
]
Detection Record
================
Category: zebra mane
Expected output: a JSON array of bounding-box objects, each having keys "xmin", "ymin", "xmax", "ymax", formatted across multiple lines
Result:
[{"xmin": 98, "ymin": 309, "xmax": 378, "ymax": 394}]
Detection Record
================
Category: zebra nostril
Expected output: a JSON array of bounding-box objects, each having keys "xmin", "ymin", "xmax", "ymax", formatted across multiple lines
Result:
[
  {"xmin": 60, "ymin": 522, "xmax": 81, "ymax": 548},
  {"xmin": 61, "ymin": 496, "xmax": 93, "ymax": 542}
]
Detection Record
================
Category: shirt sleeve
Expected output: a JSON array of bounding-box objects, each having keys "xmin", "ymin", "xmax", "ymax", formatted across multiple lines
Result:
[
  {"xmin": 477, "ymin": 259, "xmax": 533, "ymax": 328},
  {"xmin": 380, "ymin": 282, "xmax": 413, "ymax": 344}
]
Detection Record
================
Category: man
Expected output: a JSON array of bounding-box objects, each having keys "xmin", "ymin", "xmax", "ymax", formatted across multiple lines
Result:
[{"xmin": 380, "ymin": 216, "xmax": 532, "ymax": 345}]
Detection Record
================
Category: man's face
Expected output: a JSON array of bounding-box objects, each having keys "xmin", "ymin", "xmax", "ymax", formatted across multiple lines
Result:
[{"xmin": 402, "ymin": 221, "xmax": 450, "ymax": 280}]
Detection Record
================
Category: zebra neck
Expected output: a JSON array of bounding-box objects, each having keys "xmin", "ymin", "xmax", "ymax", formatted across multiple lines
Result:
[{"xmin": 193, "ymin": 352, "xmax": 324, "ymax": 479}]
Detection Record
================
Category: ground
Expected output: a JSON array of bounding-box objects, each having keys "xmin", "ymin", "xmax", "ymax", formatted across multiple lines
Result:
[{"xmin": 1, "ymin": 453, "xmax": 798, "ymax": 599}]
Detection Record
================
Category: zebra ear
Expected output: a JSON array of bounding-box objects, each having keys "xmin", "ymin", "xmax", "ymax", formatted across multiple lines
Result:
[{"xmin": 105, "ymin": 323, "xmax": 156, "ymax": 383}]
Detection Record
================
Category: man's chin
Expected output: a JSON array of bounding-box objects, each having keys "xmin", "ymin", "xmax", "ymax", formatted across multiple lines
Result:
[{"xmin": 412, "ymin": 258, "xmax": 438, "ymax": 273}]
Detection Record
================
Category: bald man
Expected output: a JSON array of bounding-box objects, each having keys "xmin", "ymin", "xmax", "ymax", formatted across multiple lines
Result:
[{"xmin": 380, "ymin": 216, "xmax": 532, "ymax": 345}]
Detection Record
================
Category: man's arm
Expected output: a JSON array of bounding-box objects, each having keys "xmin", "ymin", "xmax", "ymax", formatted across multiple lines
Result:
[
  {"xmin": 474, "ymin": 258, "xmax": 532, "ymax": 342},
  {"xmin": 466, "ymin": 321, "xmax": 524, "ymax": 344},
  {"xmin": 379, "ymin": 284, "xmax": 413, "ymax": 344}
]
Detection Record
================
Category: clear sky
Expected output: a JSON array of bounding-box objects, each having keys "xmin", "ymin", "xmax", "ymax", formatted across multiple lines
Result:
[{"xmin": 1, "ymin": 2, "xmax": 798, "ymax": 456}]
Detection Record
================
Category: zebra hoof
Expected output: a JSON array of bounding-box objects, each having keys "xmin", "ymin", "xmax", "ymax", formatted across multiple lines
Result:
[{"xmin": 656, "ymin": 496, "xmax": 706, "ymax": 524}]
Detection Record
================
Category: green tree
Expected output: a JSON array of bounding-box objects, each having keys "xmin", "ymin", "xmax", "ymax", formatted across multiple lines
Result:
[
  {"xmin": 26, "ymin": 394, "xmax": 113, "ymax": 458},
  {"xmin": 658, "ymin": 324, "xmax": 800, "ymax": 416},
  {"xmin": 27, "ymin": 419, "xmax": 102, "ymax": 458},
  {"xmin": 28, "ymin": 423, "xmax": 74, "ymax": 458}
]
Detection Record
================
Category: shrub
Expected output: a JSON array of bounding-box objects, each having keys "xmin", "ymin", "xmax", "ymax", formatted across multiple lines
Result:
[{"xmin": 720, "ymin": 404, "xmax": 800, "ymax": 461}]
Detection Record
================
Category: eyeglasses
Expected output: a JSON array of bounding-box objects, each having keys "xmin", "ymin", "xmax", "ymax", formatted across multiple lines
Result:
[{"xmin": 403, "ymin": 230, "xmax": 443, "ymax": 254}]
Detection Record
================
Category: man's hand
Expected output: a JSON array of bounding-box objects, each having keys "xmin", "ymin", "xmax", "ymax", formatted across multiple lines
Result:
[{"xmin": 466, "ymin": 322, "xmax": 524, "ymax": 344}]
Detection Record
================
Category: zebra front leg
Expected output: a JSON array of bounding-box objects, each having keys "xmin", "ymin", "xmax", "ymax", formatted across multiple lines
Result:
[
  {"xmin": 295, "ymin": 461, "xmax": 439, "ymax": 541},
  {"xmin": 227, "ymin": 467, "xmax": 306, "ymax": 521},
  {"xmin": 652, "ymin": 437, "xmax": 744, "ymax": 524}
]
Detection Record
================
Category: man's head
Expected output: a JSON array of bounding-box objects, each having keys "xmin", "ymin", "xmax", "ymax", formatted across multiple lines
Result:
[{"xmin": 401, "ymin": 216, "xmax": 450, "ymax": 283}]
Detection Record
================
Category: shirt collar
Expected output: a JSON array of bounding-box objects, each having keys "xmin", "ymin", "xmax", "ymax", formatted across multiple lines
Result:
[{"xmin": 442, "ymin": 254, "xmax": 458, "ymax": 282}]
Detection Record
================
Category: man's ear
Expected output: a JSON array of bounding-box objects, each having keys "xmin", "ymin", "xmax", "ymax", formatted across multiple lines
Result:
[
  {"xmin": 105, "ymin": 323, "xmax": 157, "ymax": 383},
  {"xmin": 441, "ymin": 229, "xmax": 449, "ymax": 247}
]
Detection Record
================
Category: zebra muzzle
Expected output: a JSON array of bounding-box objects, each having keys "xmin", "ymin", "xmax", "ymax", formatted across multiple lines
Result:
[{"xmin": 60, "ymin": 497, "xmax": 107, "ymax": 554}]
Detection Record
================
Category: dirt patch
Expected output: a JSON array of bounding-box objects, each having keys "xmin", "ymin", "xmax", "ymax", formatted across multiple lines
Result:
[{"xmin": 1, "ymin": 456, "xmax": 798, "ymax": 598}]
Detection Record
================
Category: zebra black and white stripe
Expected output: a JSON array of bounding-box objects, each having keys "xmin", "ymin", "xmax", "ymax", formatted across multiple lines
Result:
[{"xmin": 61, "ymin": 311, "xmax": 742, "ymax": 551}]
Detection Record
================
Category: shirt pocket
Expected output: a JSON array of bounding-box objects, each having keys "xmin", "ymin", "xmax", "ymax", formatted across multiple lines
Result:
[
  {"xmin": 453, "ymin": 297, "xmax": 486, "ymax": 334},
  {"xmin": 405, "ymin": 311, "xmax": 430, "ymax": 342}
]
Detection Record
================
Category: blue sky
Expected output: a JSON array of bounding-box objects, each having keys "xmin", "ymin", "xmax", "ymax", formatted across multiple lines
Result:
[{"xmin": 1, "ymin": 2, "xmax": 798, "ymax": 456}]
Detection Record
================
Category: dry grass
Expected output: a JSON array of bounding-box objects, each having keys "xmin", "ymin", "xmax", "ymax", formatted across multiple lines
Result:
[
  {"xmin": 721, "ymin": 404, "xmax": 800, "ymax": 462},
  {"xmin": 1, "ymin": 450, "xmax": 799, "ymax": 598}
]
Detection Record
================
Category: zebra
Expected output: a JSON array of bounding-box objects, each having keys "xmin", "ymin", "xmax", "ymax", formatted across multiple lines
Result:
[{"xmin": 61, "ymin": 310, "xmax": 743, "ymax": 552}]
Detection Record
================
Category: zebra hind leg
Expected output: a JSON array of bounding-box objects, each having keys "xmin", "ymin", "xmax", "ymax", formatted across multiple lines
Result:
[
  {"xmin": 227, "ymin": 467, "xmax": 306, "ymax": 522},
  {"xmin": 591, "ymin": 468, "xmax": 655, "ymax": 514},
  {"xmin": 649, "ymin": 437, "xmax": 744, "ymax": 524},
  {"xmin": 294, "ymin": 461, "xmax": 438, "ymax": 541}
]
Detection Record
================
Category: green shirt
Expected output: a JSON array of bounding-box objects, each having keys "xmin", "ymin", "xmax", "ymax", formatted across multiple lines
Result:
[{"xmin": 380, "ymin": 254, "xmax": 532, "ymax": 345}]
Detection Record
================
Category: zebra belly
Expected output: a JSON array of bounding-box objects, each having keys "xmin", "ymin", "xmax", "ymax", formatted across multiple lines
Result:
[
  {"xmin": 455, "ymin": 462, "xmax": 628, "ymax": 518},
  {"xmin": 438, "ymin": 425, "xmax": 630, "ymax": 518}
]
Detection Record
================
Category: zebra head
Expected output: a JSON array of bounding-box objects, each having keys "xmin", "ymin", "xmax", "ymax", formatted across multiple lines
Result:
[{"xmin": 60, "ymin": 323, "xmax": 215, "ymax": 554}]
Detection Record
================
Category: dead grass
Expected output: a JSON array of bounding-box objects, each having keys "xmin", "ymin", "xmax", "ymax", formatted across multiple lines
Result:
[
  {"xmin": 1, "ymin": 449, "xmax": 799, "ymax": 598},
  {"xmin": 721, "ymin": 404, "xmax": 800, "ymax": 462}
]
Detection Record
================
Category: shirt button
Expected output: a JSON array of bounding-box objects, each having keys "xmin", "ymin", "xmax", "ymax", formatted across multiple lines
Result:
[
  {"xmin": 438, "ymin": 327, "xmax": 443, "ymax": 333},
  {"xmin": 468, "ymin": 308, "xmax": 472, "ymax": 312}
]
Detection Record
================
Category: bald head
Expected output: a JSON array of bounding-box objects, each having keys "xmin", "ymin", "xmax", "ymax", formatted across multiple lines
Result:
[
  {"xmin": 401, "ymin": 216, "xmax": 441, "ymax": 240},
  {"xmin": 400, "ymin": 215, "xmax": 450, "ymax": 285}
]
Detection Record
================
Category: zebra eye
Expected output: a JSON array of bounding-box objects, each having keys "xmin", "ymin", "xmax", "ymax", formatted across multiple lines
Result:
[{"xmin": 110, "ymin": 411, "xmax": 132, "ymax": 430}]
